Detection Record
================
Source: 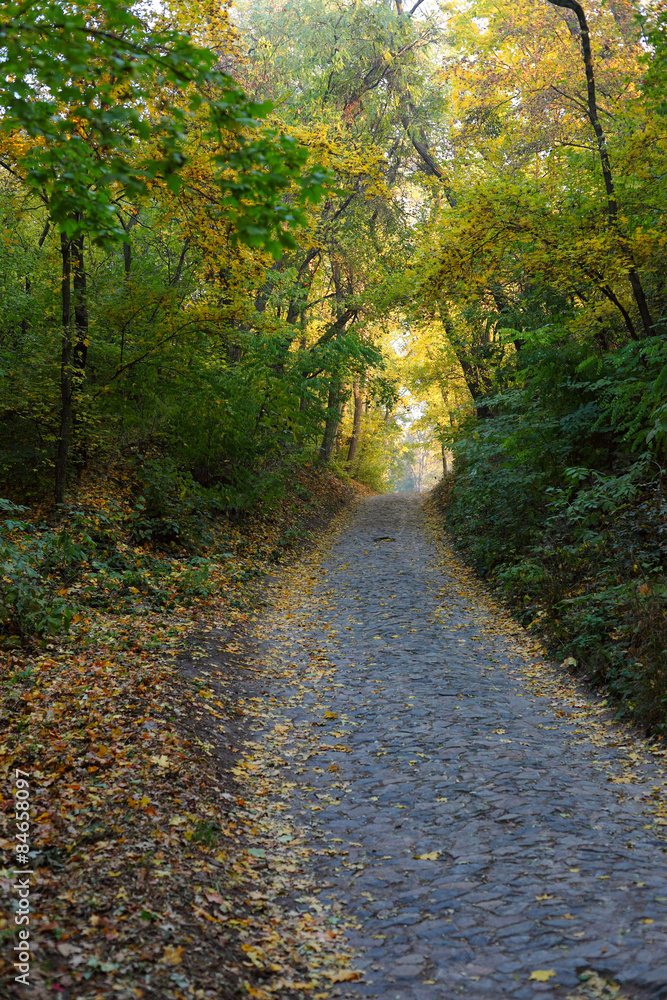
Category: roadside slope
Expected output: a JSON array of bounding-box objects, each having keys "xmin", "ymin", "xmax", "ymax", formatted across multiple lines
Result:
[{"xmin": 0, "ymin": 467, "xmax": 370, "ymax": 999}]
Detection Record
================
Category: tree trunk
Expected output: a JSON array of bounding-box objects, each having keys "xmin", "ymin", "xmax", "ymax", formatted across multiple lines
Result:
[
  {"xmin": 319, "ymin": 381, "xmax": 342, "ymax": 463},
  {"xmin": 546, "ymin": 0, "xmax": 654, "ymax": 337},
  {"xmin": 72, "ymin": 234, "xmax": 88, "ymax": 479},
  {"xmin": 72, "ymin": 235, "xmax": 88, "ymax": 374},
  {"xmin": 55, "ymin": 234, "xmax": 73, "ymax": 505},
  {"xmin": 55, "ymin": 229, "xmax": 88, "ymax": 504},
  {"xmin": 438, "ymin": 301, "xmax": 492, "ymax": 418},
  {"xmin": 346, "ymin": 378, "xmax": 363, "ymax": 466},
  {"xmin": 335, "ymin": 392, "xmax": 347, "ymax": 455}
]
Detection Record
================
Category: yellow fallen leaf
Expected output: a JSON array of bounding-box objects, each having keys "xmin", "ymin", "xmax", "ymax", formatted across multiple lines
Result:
[
  {"xmin": 641, "ymin": 918, "xmax": 654, "ymax": 924},
  {"xmin": 192, "ymin": 904, "xmax": 221, "ymax": 923},
  {"xmin": 535, "ymin": 893, "xmax": 554, "ymax": 900},
  {"xmin": 529, "ymin": 970, "xmax": 556, "ymax": 982},
  {"xmin": 161, "ymin": 945, "xmax": 184, "ymax": 965},
  {"xmin": 241, "ymin": 943, "xmax": 266, "ymax": 967},
  {"xmin": 151, "ymin": 755, "xmax": 170, "ymax": 768},
  {"xmin": 274, "ymin": 723, "xmax": 289, "ymax": 734},
  {"xmin": 169, "ymin": 815, "xmax": 188, "ymax": 826},
  {"xmin": 324, "ymin": 711, "xmax": 337, "ymax": 719},
  {"xmin": 415, "ymin": 851, "xmax": 440, "ymax": 860},
  {"xmin": 244, "ymin": 986, "xmax": 269, "ymax": 999},
  {"xmin": 326, "ymin": 970, "xmax": 362, "ymax": 982}
]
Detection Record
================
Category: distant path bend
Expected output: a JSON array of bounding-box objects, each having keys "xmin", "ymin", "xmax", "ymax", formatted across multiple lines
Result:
[{"xmin": 263, "ymin": 494, "xmax": 667, "ymax": 1000}]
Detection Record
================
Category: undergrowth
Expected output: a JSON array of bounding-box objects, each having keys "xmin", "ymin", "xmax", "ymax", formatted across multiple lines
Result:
[
  {"xmin": 0, "ymin": 455, "xmax": 362, "ymax": 652},
  {"xmin": 435, "ymin": 335, "xmax": 667, "ymax": 734}
]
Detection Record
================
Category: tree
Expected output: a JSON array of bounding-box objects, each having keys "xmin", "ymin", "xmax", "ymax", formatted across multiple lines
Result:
[
  {"xmin": 545, "ymin": 0, "xmax": 654, "ymax": 338},
  {"xmin": 0, "ymin": 0, "xmax": 328, "ymax": 502}
]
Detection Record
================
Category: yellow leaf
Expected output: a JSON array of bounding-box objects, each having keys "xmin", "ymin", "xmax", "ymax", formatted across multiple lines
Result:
[
  {"xmin": 161, "ymin": 945, "xmax": 184, "ymax": 965},
  {"xmin": 324, "ymin": 711, "xmax": 338, "ymax": 719},
  {"xmin": 415, "ymin": 851, "xmax": 440, "ymax": 860},
  {"xmin": 326, "ymin": 969, "xmax": 362, "ymax": 982},
  {"xmin": 169, "ymin": 815, "xmax": 188, "ymax": 826},
  {"xmin": 192, "ymin": 904, "xmax": 221, "ymax": 923},
  {"xmin": 151, "ymin": 755, "xmax": 170, "ymax": 768},
  {"xmin": 274, "ymin": 723, "xmax": 289, "ymax": 734},
  {"xmin": 529, "ymin": 970, "xmax": 556, "ymax": 982},
  {"xmin": 535, "ymin": 893, "xmax": 553, "ymax": 900}
]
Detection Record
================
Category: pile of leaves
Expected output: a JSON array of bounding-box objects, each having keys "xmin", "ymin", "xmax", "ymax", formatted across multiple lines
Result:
[{"xmin": 0, "ymin": 462, "xmax": 371, "ymax": 999}]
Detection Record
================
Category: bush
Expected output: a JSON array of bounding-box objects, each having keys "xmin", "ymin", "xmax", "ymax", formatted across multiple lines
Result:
[
  {"xmin": 438, "ymin": 336, "xmax": 667, "ymax": 732},
  {"xmin": 0, "ymin": 500, "xmax": 74, "ymax": 645}
]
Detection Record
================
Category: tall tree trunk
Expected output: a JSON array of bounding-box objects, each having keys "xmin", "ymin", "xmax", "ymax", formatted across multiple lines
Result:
[
  {"xmin": 55, "ymin": 234, "xmax": 73, "ymax": 505},
  {"xmin": 118, "ymin": 210, "xmax": 139, "ymax": 367},
  {"xmin": 55, "ymin": 229, "xmax": 88, "ymax": 504},
  {"xmin": 319, "ymin": 381, "xmax": 342, "ymax": 463},
  {"xmin": 346, "ymin": 377, "xmax": 363, "ymax": 467},
  {"xmin": 335, "ymin": 391, "xmax": 348, "ymax": 455},
  {"xmin": 72, "ymin": 235, "xmax": 88, "ymax": 374},
  {"xmin": 320, "ymin": 257, "xmax": 348, "ymax": 462},
  {"xmin": 547, "ymin": 0, "xmax": 654, "ymax": 337},
  {"xmin": 72, "ymin": 234, "xmax": 88, "ymax": 479}
]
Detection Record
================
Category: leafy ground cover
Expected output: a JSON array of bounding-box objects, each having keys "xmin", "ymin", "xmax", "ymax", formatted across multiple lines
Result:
[{"xmin": 0, "ymin": 464, "xmax": 372, "ymax": 999}]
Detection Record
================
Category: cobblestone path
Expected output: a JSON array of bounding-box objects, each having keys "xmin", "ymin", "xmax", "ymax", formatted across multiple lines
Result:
[{"xmin": 262, "ymin": 494, "xmax": 667, "ymax": 999}]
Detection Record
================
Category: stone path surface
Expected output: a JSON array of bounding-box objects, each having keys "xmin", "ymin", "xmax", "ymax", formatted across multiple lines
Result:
[{"xmin": 260, "ymin": 494, "xmax": 667, "ymax": 999}]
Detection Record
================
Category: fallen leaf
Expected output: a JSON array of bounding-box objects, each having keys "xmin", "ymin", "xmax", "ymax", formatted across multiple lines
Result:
[
  {"xmin": 57, "ymin": 943, "xmax": 82, "ymax": 957},
  {"xmin": 160, "ymin": 945, "xmax": 184, "ymax": 965},
  {"xmin": 415, "ymin": 851, "xmax": 440, "ymax": 860},
  {"xmin": 326, "ymin": 969, "xmax": 362, "ymax": 982},
  {"xmin": 529, "ymin": 970, "xmax": 556, "ymax": 982}
]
